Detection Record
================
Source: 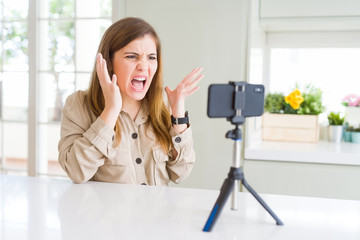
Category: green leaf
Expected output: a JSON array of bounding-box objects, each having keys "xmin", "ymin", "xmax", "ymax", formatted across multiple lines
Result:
[
  {"xmin": 327, "ymin": 112, "xmax": 345, "ymax": 125},
  {"xmin": 264, "ymin": 93, "xmax": 286, "ymax": 113}
]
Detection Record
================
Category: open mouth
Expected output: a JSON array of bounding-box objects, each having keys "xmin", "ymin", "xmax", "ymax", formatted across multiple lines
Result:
[{"xmin": 131, "ymin": 77, "xmax": 146, "ymax": 92}]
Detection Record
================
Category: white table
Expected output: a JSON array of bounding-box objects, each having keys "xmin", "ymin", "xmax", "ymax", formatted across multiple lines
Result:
[{"xmin": 1, "ymin": 174, "xmax": 360, "ymax": 240}]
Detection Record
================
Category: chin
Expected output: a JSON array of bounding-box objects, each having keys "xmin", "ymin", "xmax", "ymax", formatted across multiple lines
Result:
[{"xmin": 129, "ymin": 93, "xmax": 147, "ymax": 101}]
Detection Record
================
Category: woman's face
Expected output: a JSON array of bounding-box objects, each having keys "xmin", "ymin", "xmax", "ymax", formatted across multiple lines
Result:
[{"xmin": 112, "ymin": 34, "xmax": 158, "ymax": 104}]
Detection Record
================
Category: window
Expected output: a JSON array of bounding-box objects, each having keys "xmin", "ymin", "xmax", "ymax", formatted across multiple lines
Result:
[
  {"xmin": 0, "ymin": 0, "xmax": 113, "ymax": 176},
  {"xmin": 269, "ymin": 48, "xmax": 360, "ymax": 120},
  {"xmin": 37, "ymin": 0, "xmax": 112, "ymax": 175},
  {"xmin": 246, "ymin": 30, "xmax": 360, "ymax": 146},
  {"xmin": 261, "ymin": 31, "xmax": 360, "ymax": 125},
  {"xmin": 0, "ymin": 0, "xmax": 29, "ymax": 172}
]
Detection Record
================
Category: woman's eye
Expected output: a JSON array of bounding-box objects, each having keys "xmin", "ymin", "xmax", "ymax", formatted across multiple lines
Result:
[
  {"xmin": 149, "ymin": 56, "xmax": 157, "ymax": 60},
  {"xmin": 126, "ymin": 55, "xmax": 136, "ymax": 59}
]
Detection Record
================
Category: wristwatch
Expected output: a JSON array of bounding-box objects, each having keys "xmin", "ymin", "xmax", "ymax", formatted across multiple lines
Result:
[{"xmin": 171, "ymin": 111, "xmax": 189, "ymax": 125}]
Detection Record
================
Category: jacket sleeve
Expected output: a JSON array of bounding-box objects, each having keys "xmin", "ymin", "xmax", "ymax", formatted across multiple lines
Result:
[
  {"xmin": 166, "ymin": 126, "xmax": 196, "ymax": 184},
  {"xmin": 58, "ymin": 92, "xmax": 116, "ymax": 183}
]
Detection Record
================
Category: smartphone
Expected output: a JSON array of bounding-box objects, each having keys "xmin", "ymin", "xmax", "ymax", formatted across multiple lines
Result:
[{"xmin": 207, "ymin": 82, "xmax": 265, "ymax": 118}]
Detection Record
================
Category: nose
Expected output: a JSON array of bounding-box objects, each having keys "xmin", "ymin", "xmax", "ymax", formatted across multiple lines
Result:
[{"xmin": 136, "ymin": 58, "xmax": 149, "ymax": 71}]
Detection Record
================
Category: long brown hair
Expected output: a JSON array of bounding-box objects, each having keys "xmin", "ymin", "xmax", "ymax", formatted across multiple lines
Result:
[{"xmin": 87, "ymin": 17, "xmax": 172, "ymax": 151}]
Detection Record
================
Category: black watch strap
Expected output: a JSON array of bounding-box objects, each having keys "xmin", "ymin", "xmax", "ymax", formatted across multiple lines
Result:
[{"xmin": 171, "ymin": 111, "xmax": 189, "ymax": 125}]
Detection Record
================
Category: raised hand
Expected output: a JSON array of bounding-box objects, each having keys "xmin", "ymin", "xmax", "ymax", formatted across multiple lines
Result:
[
  {"xmin": 97, "ymin": 53, "xmax": 122, "ymax": 128},
  {"xmin": 165, "ymin": 67, "xmax": 204, "ymax": 132}
]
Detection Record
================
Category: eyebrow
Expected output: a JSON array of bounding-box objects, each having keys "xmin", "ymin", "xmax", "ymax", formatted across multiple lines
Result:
[{"xmin": 124, "ymin": 52, "xmax": 157, "ymax": 56}]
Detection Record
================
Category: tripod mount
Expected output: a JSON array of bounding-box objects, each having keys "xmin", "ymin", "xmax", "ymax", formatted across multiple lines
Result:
[{"xmin": 203, "ymin": 82, "xmax": 284, "ymax": 232}]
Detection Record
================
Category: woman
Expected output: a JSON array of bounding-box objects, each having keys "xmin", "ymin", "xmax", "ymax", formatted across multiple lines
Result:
[{"xmin": 58, "ymin": 17, "xmax": 203, "ymax": 185}]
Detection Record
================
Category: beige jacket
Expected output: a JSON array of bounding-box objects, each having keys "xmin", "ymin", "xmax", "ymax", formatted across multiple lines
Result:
[{"xmin": 58, "ymin": 91, "xmax": 195, "ymax": 185}]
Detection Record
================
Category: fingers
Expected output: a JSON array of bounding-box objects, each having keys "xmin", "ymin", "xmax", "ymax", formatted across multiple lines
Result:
[
  {"xmin": 97, "ymin": 53, "xmax": 105, "ymax": 85},
  {"xmin": 165, "ymin": 86, "xmax": 172, "ymax": 96},
  {"xmin": 186, "ymin": 86, "xmax": 200, "ymax": 97},
  {"xmin": 96, "ymin": 53, "xmax": 101, "ymax": 82},
  {"xmin": 167, "ymin": 67, "xmax": 204, "ymax": 101},
  {"xmin": 96, "ymin": 53, "xmax": 111, "ymax": 87},
  {"xmin": 112, "ymin": 74, "xmax": 117, "ymax": 86},
  {"xmin": 101, "ymin": 55, "xmax": 109, "ymax": 81},
  {"xmin": 186, "ymin": 74, "xmax": 204, "ymax": 93},
  {"xmin": 182, "ymin": 67, "xmax": 203, "ymax": 84},
  {"xmin": 96, "ymin": 54, "xmax": 100, "ymax": 69},
  {"xmin": 180, "ymin": 67, "xmax": 204, "ymax": 96}
]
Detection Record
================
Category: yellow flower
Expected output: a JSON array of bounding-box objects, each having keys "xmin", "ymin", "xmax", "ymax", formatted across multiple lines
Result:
[{"xmin": 285, "ymin": 89, "xmax": 304, "ymax": 110}]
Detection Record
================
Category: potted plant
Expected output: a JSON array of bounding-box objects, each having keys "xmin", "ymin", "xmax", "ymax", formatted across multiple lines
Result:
[
  {"xmin": 262, "ymin": 84, "xmax": 325, "ymax": 142},
  {"xmin": 351, "ymin": 127, "xmax": 360, "ymax": 143},
  {"xmin": 343, "ymin": 122, "xmax": 353, "ymax": 142},
  {"xmin": 264, "ymin": 93, "xmax": 286, "ymax": 114},
  {"xmin": 342, "ymin": 94, "xmax": 360, "ymax": 127},
  {"xmin": 327, "ymin": 112, "xmax": 345, "ymax": 142}
]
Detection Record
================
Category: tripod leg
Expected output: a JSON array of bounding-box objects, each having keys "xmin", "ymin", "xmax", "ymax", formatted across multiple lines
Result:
[
  {"xmin": 242, "ymin": 178, "xmax": 284, "ymax": 225},
  {"xmin": 203, "ymin": 178, "xmax": 234, "ymax": 232}
]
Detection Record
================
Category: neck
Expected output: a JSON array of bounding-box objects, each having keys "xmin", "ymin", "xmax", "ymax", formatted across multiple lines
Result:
[{"xmin": 122, "ymin": 97, "xmax": 142, "ymax": 120}]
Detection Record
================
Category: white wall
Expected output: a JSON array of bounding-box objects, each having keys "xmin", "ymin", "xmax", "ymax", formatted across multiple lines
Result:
[
  {"xmin": 122, "ymin": 0, "xmax": 251, "ymax": 190},
  {"xmin": 260, "ymin": 0, "xmax": 360, "ymax": 18},
  {"xmin": 244, "ymin": 160, "xmax": 360, "ymax": 200},
  {"xmin": 259, "ymin": 0, "xmax": 360, "ymax": 31}
]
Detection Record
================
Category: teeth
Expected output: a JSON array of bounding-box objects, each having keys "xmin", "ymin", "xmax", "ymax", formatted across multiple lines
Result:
[{"xmin": 133, "ymin": 77, "xmax": 146, "ymax": 81}]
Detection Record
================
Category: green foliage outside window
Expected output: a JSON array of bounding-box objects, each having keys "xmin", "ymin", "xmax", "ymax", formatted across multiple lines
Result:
[{"xmin": 264, "ymin": 84, "xmax": 325, "ymax": 115}]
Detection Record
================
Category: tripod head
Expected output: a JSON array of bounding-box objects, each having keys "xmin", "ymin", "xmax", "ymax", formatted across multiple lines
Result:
[{"xmin": 226, "ymin": 124, "xmax": 242, "ymax": 141}]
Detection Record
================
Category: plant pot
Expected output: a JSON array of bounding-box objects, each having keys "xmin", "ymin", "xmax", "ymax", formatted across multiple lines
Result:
[
  {"xmin": 328, "ymin": 125, "xmax": 343, "ymax": 143},
  {"xmin": 343, "ymin": 131, "xmax": 352, "ymax": 142},
  {"xmin": 351, "ymin": 132, "xmax": 360, "ymax": 143},
  {"xmin": 262, "ymin": 113, "xmax": 319, "ymax": 142}
]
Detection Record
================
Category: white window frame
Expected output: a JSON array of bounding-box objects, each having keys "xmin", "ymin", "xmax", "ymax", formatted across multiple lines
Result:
[{"xmin": 27, "ymin": 0, "xmax": 125, "ymax": 176}]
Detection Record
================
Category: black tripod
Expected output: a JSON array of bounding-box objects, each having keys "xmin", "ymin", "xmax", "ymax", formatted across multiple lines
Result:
[{"xmin": 203, "ymin": 125, "xmax": 284, "ymax": 232}]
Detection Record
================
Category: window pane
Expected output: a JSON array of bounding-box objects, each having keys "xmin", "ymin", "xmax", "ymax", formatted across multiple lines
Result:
[
  {"xmin": 2, "ymin": 72, "xmax": 28, "ymax": 121},
  {"xmin": 75, "ymin": 19, "xmax": 111, "ymax": 72},
  {"xmin": 270, "ymin": 48, "xmax": 360, "ymax": 114},
  {"xmin": 39, "ymin": 20, "xmax": 75, "ymax": 72},
  {"xmin": 3, "ymin": 21, "xmax": 28, "ymax": 71},
  {"xmin": 76, "ymin": 0, "xmax": 112, "ymax": 18},
  {"xmin": 4, "ymin": 122, "xmax": 27, "ymax": 170},
  {"xmin": 39, "ymin": 73, "xmax": 74, "ymax": 123},
  {"xmin": 36, "ymin": 0, "xmax": 113, "ymax": 177},
  {"xmin": 38, "ymin": 123, "xmax": 64, "ymax": 175},
  {"xmin": 0, "ymin": 2, "xmax": 3, "ymax": 19},
  {"xmin": 3, "ymin": 0, "xmax": 28, "ymax": 21},
  {"xmin": 59, "ymin": 72, "xmax": 75, "ymax": 94},
  {"xmin": 39, "ymin": 73, "xmax": 55, "ymax": 122},
  {"xmin": 76, "ymin": 73, "xmax": 91, "ymax": 91},
  {"xmin": 39, "ymin": 0, "xmax": 75, "ymax": 19}
]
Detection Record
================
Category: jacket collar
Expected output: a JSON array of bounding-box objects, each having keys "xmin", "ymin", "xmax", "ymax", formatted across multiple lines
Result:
[{"xmin": 134, "ymin": 99, "xmax": 149, "ymax": 126}]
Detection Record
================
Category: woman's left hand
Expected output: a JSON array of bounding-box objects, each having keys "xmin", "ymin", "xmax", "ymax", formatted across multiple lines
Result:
[{"xmin": 165, "ymin": 67, "xmax": 204, "ymax": 131}]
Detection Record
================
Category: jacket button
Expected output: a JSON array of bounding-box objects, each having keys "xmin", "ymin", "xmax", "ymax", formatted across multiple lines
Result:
[
  {"xmin": 175, "ymin": 137, "xmax": 181, "ymax": 143},
  {"xmin": 135, "ymin": 158, "xmax": 142, "ymax": 164},
  {"xmin": 132, "ymin": 133, "xmax": 138, "ymax": 139}
]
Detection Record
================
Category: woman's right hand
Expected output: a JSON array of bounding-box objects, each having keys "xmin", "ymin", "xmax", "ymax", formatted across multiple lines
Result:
[{"xmin": 97, "ymin": 53, "xmax": 122, "ymax": 128}]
